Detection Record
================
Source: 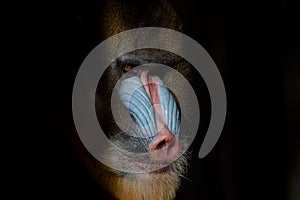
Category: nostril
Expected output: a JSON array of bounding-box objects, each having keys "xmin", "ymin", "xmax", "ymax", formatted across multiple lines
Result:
[
  {"xmin": 156, "ymin": 140, "xmax": 166, "ymax": 150},
  {"xmin": 149, "ymin": 126, "xmax": 175, "ymax": 153},
  {"xmin": 149, "ymin": 129, "xmax": 179, "ymax": 162}
]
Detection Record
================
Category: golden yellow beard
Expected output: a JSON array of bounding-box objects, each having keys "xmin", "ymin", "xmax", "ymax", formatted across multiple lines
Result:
[
  {"xmin": 110, "ymin": 171, "xmax": 179, "ymax": 200},
  {"xmin": 98, "ymin": 155, "xmax": 187, "ymax": 200}
]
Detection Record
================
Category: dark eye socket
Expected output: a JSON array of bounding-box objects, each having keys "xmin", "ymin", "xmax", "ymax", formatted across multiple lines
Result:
[
  {"xmin": 117, "ymin": 54, "xmax": 142, "ymax": 73},
  {"xmin": 122, "ymin": 64, "xmax": 133, "ymax": 73},
  {"xmin": 121, "ymin": 63, "xmax": 138, "ymax": 73}
]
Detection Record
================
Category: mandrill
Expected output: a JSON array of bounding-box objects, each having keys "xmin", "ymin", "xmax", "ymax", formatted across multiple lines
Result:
[{"xmin": 73, "ymin": 0, "xmax": 200, "ymax": 199}]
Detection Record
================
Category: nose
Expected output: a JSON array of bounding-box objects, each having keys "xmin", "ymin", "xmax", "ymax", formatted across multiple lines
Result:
[
  {"xmin": 150, "ymin": 126, "xmax": 175, "ymax": 151},
  {"xmin": 149, "ymin": 126, "xmax": 179, "ymax": 163}
]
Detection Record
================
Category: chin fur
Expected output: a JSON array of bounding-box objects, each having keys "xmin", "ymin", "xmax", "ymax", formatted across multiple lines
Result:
[{"xmin": 97, "ymin": 153, "xmax": 188, "ymax": 200}]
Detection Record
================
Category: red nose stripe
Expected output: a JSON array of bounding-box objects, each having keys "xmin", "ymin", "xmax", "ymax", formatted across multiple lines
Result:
[
  {"xmin": 140, "ymin": 70, "xmax": 160, "ymax": 104},
  {"xmin": 140, "ymin": 70, "xmax": 179, "ymax": 162},
  {"xmin": 140, "ymin": 70, "xmax": 167, "ymax": 133}
]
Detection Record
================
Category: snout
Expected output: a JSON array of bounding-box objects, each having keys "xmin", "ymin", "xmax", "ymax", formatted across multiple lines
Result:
[
  {"xmin": 118, "ymin": 67, "xmax": 181, "ymax": 163},
  {"xmin": 149, "ymin": 126, "xmax": 179, "ymax": 163}
]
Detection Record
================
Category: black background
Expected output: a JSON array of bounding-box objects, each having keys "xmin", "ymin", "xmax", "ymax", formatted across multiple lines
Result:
[{"xmin": 25, "ymin": 0, "xmax": 300, "ymax": 199}]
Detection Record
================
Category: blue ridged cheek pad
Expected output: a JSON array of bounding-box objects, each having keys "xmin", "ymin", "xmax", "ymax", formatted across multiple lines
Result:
[{"xmin": 118, "ymin": 76, "xmax": 180, "ymax": 138}]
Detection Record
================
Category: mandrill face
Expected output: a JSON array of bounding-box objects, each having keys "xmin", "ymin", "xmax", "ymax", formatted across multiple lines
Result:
[{"xmin": 95, "ymin": 49, "xmax": 193, "ymax": 200}]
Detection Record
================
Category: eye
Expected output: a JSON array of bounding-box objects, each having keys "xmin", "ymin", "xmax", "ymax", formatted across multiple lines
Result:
[
  {"xmin": 122, "ymin": 65, "xmax": 133, "ymax": 73},
  {"xmin": 117, "ymin": 57, "xmax": 140, "ymax": 73},
  {"xmin": 121, "ymin": 63, "xmax": 139, "ymax": 73}
]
